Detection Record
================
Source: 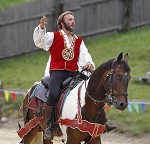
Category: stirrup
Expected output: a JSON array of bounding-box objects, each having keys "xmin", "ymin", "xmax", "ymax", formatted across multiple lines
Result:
[
  {"xmin": 105, "ymin": 120, "xmax": 117, "ymax": 132},
  {"xmin": 44, "ymin": 127, "xmax": 53, "ymax": 140},
  {"xmin": 19, "ymin": 139, "xmax": 24, "ymax": 144}
]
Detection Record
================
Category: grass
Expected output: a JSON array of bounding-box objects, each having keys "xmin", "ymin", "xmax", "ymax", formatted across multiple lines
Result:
[
  {"xmin": 0, "ymin": 0, "xmax": 35, "ymax": 8},
  {"xmin": 0, "ymin": 51, "xmax": 49, "ymax": 90},
  {"xmin": 0, "ymin": 26, "xmax": 150, "ymax": 136}
]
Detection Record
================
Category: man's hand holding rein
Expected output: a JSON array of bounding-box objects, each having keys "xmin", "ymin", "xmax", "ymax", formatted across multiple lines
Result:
[{"xmin": 84, "ymin": 62, "xmax": 95, "ymax": 73}]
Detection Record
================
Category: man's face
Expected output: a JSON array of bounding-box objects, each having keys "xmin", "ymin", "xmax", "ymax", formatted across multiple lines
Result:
[{"xmin": 62, "ymin": 14, "xmax": 75, "ymax": 32}]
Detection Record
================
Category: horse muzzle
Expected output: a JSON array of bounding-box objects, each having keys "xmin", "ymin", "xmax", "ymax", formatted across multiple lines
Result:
[{"xmin": 113, "ymin": 97, "xmax": 128, "ymax": 111}]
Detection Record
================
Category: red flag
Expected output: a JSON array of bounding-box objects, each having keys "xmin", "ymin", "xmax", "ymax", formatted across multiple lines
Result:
[
  {"xmin": 105, "ymin": 104, "xmax": 110, "ymax": 112},
  {"xmin": 11, "ymin": 93, "xmax": 17, "ymax": 103}
]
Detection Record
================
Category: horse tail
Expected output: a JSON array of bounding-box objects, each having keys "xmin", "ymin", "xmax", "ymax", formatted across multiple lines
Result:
[
  {"xmin": 16, "ymin": 87, "xmax": 31, "ymax": 128},
  {"xmin": 17, "ymin": 82, "xmax": 39, "ymax": 131},
  {"xmin": 22, "ymin": 82, "xmax": 40, "ymax": 122}
]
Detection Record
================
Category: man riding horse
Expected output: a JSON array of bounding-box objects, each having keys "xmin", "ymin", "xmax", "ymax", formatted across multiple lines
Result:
[{"xmin": 33, "ymin": 11, "xmax": 116, "ymax": 140}]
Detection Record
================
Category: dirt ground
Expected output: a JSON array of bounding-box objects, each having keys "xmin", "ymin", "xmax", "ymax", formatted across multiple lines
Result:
[{"xmin": 0, "ymin": 118, "xmax": 150, "ymax": 144}]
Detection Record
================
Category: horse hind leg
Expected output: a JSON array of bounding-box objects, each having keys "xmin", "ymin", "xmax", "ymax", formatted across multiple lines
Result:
[
  {"xmin": 23, "ymin": 125, "xmax": 40, "ymax": 144},
  {"xmin": 30, "ymin": 132, "xmax": 43, "ymax": 144}
]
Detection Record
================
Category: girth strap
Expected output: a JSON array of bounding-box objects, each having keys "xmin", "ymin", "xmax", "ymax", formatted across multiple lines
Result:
[{"xmin": 59, "ymin": 118, "xmax": 105, "ymax": 140}]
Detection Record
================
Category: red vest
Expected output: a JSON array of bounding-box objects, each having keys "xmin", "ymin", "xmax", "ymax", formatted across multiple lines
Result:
[{"xmin": 49, "ymin": 32, "xmax": 82, "ymax": 71}]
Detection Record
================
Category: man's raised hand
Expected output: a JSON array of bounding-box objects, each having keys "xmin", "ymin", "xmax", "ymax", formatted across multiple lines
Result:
[{"xmin": 40, "ymin": 16, "xmax": 47, "ymax": 29}]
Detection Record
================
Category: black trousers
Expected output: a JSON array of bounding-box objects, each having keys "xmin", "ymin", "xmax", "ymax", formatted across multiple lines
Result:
[{"xmin": 46, "ymin": 70, "xmax": 74, "ymax": 106}]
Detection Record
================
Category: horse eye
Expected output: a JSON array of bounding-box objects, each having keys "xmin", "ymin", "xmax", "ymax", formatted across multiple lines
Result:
[{"xmin": 116, "ymin": 76, "xmax": 120, "ymax": 80}]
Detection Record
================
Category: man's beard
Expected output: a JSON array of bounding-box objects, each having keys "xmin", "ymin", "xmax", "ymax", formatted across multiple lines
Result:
[{"xmin": 63, "ymin": 21, "xmax": 74, "ymax": 32}]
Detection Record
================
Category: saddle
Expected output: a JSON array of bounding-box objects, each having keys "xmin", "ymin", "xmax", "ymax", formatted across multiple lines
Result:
[
  {"xmin": 34, "ymin": 76, "xmax": 73, "ymax": 103},
  {"xmin": 35, "ymin": 72, "xmax": 89, "ymax": 103}
]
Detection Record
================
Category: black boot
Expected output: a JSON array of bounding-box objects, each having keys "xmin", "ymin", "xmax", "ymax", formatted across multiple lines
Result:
[
  {"xmin": 19, "ymin": 139, "xmax": 23, "ymax": 144},
  {"xmin": 104, "ymin": 121, "xmax": 117, "ymax": 132},
  {"xmin": 44, "ymin": 105, "xmax": 54, "ymax": 140}
]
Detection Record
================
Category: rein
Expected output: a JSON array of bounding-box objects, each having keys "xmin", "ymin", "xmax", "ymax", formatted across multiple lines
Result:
[
  {"xmin": 79, "ymin": 69, "xmax": 108, "ymax": 105},
  {"xmin": 104, "ymin": 66, "xmax": 128, "ymax": 98},
  {"xmin": 86, "ymin": 91, "xmax": 106, "ymax": 104},
  {"xmin": 85, "ymin": 65, "xmax": 129, "ymax": 107}
]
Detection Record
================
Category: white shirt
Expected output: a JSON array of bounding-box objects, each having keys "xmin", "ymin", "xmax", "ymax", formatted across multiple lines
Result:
[
  {"xmin": 33, "ymin": 25, "xmax": 95, "ymax": 76},
  {"xmin": 44, "ymin": 56, "xmax": 51, "ymax": 76}
]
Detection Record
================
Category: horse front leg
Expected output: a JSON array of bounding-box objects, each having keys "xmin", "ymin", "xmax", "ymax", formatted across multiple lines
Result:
[
  {"xmin": 66, "ymin": 136, "xmax": 101, "ymax": 144},
  {"xmin": 88, "ymin": 136, "xmax": 101, "ymax": 144},
  {"xmin": 66, "ymin": 127, "xmax": 87, "ymax": 144}
]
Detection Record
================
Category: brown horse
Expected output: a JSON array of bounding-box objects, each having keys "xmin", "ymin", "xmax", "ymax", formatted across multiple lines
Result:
[{"xmin": 18, "ymin": 52, "xmax": 131, "ymax": 144}]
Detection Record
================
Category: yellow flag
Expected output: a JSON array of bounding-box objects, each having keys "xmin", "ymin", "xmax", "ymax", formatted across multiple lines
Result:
[{"xmin": 4, "ymin": 90, "xmax": 9, "ymax": 102}]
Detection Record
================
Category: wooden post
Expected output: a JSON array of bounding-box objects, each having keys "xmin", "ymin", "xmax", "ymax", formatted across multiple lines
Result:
[
  {"xmin": 55, "ymin": 0, "xmax": 64, "ymax": 30},
  {"xmin": 122, "ymin": 0, "xmax": 133, "ymax": 32}
]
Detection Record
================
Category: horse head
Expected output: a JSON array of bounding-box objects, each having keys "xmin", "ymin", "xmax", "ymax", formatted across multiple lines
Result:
[{"xmin": 103, "ymin": 52, "xmax": 131, "ymax": 110}]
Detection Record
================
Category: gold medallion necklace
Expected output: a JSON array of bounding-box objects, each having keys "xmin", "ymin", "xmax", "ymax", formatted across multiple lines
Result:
[{"xmin": 60, "ymin": 31, "xmax": 76, "ymax": 61}]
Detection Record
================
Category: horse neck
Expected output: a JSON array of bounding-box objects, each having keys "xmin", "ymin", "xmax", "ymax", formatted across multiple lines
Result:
[
  {"xmin": 82, "ymin": 69, "xmax": 107, "ymax": 122},
  {"xmin": 87, "ymin": 69, "xmax": 107, "ymax": 100}
]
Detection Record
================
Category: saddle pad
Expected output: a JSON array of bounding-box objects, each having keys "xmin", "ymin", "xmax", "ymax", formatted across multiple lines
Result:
[{"xmin": 34, "ymin": 84, "xmax": 49, "ymax": 103}]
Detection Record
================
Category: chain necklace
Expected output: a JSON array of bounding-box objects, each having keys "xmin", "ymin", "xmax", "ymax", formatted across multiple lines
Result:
[{"xmin": 60, "ymin": 30, "xmax": 76, "ymax": 61}]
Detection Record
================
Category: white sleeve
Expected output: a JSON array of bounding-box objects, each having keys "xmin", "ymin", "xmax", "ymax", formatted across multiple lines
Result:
[
  {"xmin": 78, "ymin": 41, "xmax": 95, "ymax": 70},
  {"xmin": 44, "ymin": 56, "xmax": 51, "ymax": 76},
  {"xmin": 33, "ymin": 25, "xmax": 54, "ymax": 51}
]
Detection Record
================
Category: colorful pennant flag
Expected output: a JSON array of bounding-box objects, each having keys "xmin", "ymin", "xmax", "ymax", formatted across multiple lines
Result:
[
  {"xmin": 4, "ymin": 90, "xmax": 9, "ymax": 102},
  {"xmin": 141, "ymin": 103, "xmax": 146, "ymax": 112},
  {"xmin": 133, "ymin": 104, "xmax": 139, "ymax": 113},
  {"xmin": 0, "ymin": 88, "xmax": 26, "ymax": 103},
  {"xmin": 128, "ymin": 103, "xmax": 132, "ymax": 112},
  {"xmin": 105, "ymin": 104, "xmax": 110, "ymax": 112},
  {"xmin": 11, "ymin": 93, "xmax": 17, "ymax": 103}
]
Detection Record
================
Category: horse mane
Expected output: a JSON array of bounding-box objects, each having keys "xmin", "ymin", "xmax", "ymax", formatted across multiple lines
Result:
[{"xmin": 96, "ymin": 58, "xmax": 131, "ymax": 73}]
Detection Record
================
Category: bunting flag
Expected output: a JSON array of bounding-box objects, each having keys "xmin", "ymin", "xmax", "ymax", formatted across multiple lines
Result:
[
  {"xmin": 127, "ymin": 103, "xmax": 132, "ymax": 112},
  {"xmin": 133, "ymin": 104, "xmax": 139, "ymax": 113},
  {"xmin": 0, "ymin": 88, "xmax": 150, "ymax": 114},
  {"xmin": 0, "ymin": 88, "xmax": 26, "ymax": 102},
  {"xmin": 105, "ymin": 104, "xmax": 110, "ymax": 112},
  {"xmin": 4, "ymin": 90, "xmax": 9, "ymax": 102},
  {"xmin": 128, "ymin": 101, "xmax": 150, "ymax": 113},
  {"xmin": 11, "ymin": 93, "xmax": 17, "ymax": 103},
  {"xmin": 141, "ymin": 103, "xmax": 146, "ymax": 112}
]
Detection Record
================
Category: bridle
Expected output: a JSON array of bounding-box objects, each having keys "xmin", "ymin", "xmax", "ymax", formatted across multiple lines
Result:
[
  {"xmin": 86, "ymin": 64, "xmax": 129, "ymax": 106},
  {"xmin": 104, "ymin": 65, "xmax": 129, "ymax": 100}
]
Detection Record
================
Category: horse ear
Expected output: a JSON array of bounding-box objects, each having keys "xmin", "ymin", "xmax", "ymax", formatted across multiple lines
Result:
[
  {"xmin": 117, "ymin": 52, "xmax": 123, "ymax": 60},
  {"xmin": 124, "ymin": 53, "xmax": 129, "ymax": 64},
  {"xmin": 115, "ymin": 52, "xmax": 123, "ymax": 65}
]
